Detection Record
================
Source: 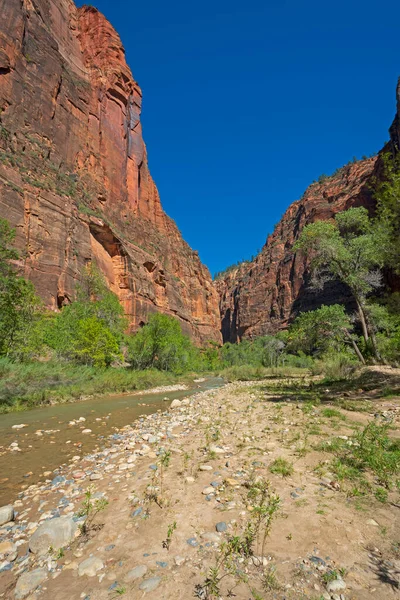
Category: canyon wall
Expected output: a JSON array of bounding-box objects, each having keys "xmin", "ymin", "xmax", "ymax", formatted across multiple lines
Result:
[
  {"xmin": 0, "ymin": 0, "xmax": 221, "ymax": 344},
  {"xmin": 215, "ymin": 158, "xmax": 379, "ymax": 342}
]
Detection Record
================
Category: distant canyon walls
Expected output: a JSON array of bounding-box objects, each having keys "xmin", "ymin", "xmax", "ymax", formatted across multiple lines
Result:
[
  {"xmin": 215, "ymin": 157, "xmax": 380, "ymax": 342},
  {"xmin": 0, "ymin": 0, "xmax": 221, "ymax": 344}
]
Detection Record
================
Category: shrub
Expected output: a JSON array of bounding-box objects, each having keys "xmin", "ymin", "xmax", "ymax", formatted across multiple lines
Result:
[{"xmin": 127, "ymin": 313, "xmax": 199, "ymax": 374}]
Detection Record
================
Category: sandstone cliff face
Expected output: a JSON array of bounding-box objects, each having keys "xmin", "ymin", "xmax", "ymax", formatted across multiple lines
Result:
[
  {"xmin": 215, "ymin": 158, "xmax": 378, "ymax": 342},
  {"xmin": 0, "ymin": 0, "xmax": 221, "ymax": 344}
]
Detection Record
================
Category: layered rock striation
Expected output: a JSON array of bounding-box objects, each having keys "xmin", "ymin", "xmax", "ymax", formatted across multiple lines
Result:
[
  {"xmin": 0, "ymin": 0, "xmax": 221, "ymax": 343},
  {"xmin": 215, "ymin": 158, "xmax": 378, "ymax": 342}
]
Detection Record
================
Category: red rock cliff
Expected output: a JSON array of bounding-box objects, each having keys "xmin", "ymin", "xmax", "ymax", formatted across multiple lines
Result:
[
  {"xmin": 215, "ymin": 158, "xmax": 378, "ymax": 342},
  {"xmin": 0, "ymin": 0, "xmax": 221, "ymax": 344}
]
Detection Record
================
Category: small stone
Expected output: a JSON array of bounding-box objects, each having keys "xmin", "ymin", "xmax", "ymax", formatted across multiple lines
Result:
[
  {"xmin": 78, "ymin": 556, "xmax": 104, "ymax": 577},
  {"xmin": 327, "ymin": 578, "xmax": 347, "ymax": 593},
  {"xmin": 185, "ymin": 477, "xmax": 195, "ymax": 483},
  {"xmin": 139, "ymin": 576, "xmax": 161, "ymax": 592},
  {"xmin": 170, "ymin": 400, "xmax": 181, "ymax": 409},
  {"xmin": 156, "ymin": 561, "xmax": 168, "ymax": 568},
  {"xmin": 124, "ymin": 565, "xmax": 147, "ymax": 581},
  {"xmin": 15, "ymin": 568, "xmax": 47, "ymax": 599},
  {"xmin": 216, "ymin": 522, "xmax": 227, "ymax": 532},
  {"xmin": 186, "ymin": 537, "xmax": 198, "ymax": 547},
  {"xmin": 90, "ymin": 473, "xmax": 102, "ymax": 481},
  {"xmin": 366, "ymin": 519, "xmax": 379, "ymax": 527},
  {"xmin": 0, "ymin": 505, "xmax": 14, "ymax": 526},
  {"xmin": 81, "ymin": 429, "xmax": 92, "ymax": 434},
  {"xmin": 174, "ymin": 556, "xmax": 185, "ymax": 566},
  {"xmin": 209, "ymin": 445, "xmax": 225, "ymax": 454},
  {"xmin": 0, "ymin": 541, "xmax": 17, "ymax": 562},
  {"xmin": 202, "ymin": 486, "xmax": 214, "ymax": 495},
  {"xmin": 12, "ymin": 424, "xmax": 27, "ymax": 429},
  {"xmin": 199, "ymin": 465, "xmax": 212, "ymax": 471},
  {"xmin": 224, "ymin": 478, "xmax": 239, "ymax": 486}
]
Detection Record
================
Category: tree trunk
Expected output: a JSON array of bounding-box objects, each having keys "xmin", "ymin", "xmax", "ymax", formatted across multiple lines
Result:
[
  {"xmin": 342, "ymin": 328, "xmax": 366, "ymax": 364},
  {"xmin": 356, "ymin": 298, "xmax": 383, "ymax": 364},
  {"xmin": 356, "ymin": 299, "xmax": 369, "ymax": 344}
]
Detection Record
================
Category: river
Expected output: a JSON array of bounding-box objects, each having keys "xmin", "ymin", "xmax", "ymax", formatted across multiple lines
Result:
[{"xmin": 0, "ymin": 377, "xmax": 224, "ymax": 505}]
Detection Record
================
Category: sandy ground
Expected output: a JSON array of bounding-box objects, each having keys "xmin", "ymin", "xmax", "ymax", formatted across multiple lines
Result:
[{"xmin": 0, "ymin": 373, "xmax": 399, "ymax": 600}]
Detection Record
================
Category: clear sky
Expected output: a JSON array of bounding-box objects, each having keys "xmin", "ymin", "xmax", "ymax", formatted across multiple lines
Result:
[{"xmin": 77, "ymin": 0, "xmax": 400, "ymax": 277}]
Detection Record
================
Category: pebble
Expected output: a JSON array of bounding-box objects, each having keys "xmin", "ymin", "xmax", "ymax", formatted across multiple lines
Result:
[
  {"xmin": 12, "ymin": 424, "xmax": 27, "ymax": 429},
  {"xmin": 124, "ymin": 565, "xmax": 147, "ymax": 581},
  {"xmin": 186, "ymin": 537, "xmax": 198, "ymax": 547},
  {"xmin": 215, "ymin": 522, "xmax": 227, "ymax": 532},
  {"xmin": 81, "ymin": 429, "xmax": 92, "ymax": 434},
  {"xmin": 170, "ymin": 399, "xmax": 182, "ymax": 409},
  {"xmin": 202, "ymin": 486, "xmax": 214, "ymax": 495},
  {"xmin": 174, "ymin": 556, "xmax": 185, "ymax": 566},
  {"xmin": 366, "ymin": 519, "xmax": 379, "ymax": 527},
  {"xmin": 209, "ymin": 445, "xmax": 225, "ymax": 454},
  {"xmin": 199, "ymin": 465, "xmax": 213, "ymax": 471},
  {"xmin": 78, "ymin": 556, "xmax": 104, "ymax": 577},
  {"xmin": 0, "ymin": 505, "xmax": 14, "ymax": 526},
  {"xmin": 139, "ymin": 577, "xmax": 162, "ymax": 592},
  {"xmin": 327, "ymin": 578, "xmax": 346, "ymax": 593},
  {"xmin": 0, "ymin": 540, "xmax": 17, "ymax": 562}
]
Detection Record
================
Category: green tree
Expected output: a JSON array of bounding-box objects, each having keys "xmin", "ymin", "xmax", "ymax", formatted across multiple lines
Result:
[
  {"xmin": 287, "ymin": 304, "xmax": 363, "ymax": 361},
  {"xmin": 0, "ymin": 219, "xmax": 43, "ymax": 359},
  {"xmin": 294, "ymin": 207, "xmax": 388, "ymax": 362},
  {"xmin": 46, "ymin": 264, "xmax": 125, "ymax": 366},
  {"xmin": 127, "ymin": 313, "xmax": 198, "ymax": 373},
  {"xmin": 372, "ymin": 152, "xmax": 400, "ymax": 272}
]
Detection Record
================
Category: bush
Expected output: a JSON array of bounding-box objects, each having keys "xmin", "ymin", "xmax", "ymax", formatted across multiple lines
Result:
[
  {"xmin": 311, "ymin": 352, "xmax": 359, "ymax": 381},
  {"xmin": 45, "ymin": 265, "xmax": 125, "ymax": 367},
  {"xmin": 127, "ymin": 313, "xmax": 200, "ymax": 374}
]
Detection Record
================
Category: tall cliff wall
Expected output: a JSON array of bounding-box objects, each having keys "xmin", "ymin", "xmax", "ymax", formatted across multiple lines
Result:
[
  {"xmin": 215, "ymin": 158, "xmax": 378, "ymax": 342},
  {"xmin": 0, "ymin": 0, "xmax": 221, "ymax": 344}
]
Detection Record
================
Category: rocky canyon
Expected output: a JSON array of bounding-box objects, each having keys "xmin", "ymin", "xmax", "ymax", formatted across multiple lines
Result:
[{"xmin": 0, "ymin": 0, "xmax": 221, "ymax": 344}]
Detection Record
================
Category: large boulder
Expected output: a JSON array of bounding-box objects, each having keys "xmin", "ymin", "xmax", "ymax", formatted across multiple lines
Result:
[{"xmin": 29, "ymin": 516, "xmax": 79, "ymax": 555}]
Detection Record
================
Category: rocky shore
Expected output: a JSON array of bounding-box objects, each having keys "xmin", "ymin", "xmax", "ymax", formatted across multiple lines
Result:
[{"xmin": 0, "ymin": 379, "xmax": 399, "ymax": 599}]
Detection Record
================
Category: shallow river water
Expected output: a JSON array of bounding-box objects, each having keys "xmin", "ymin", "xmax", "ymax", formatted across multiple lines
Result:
[{"xmin": 0, "ymin": 377, "xmax": 224, "ymax": 505}]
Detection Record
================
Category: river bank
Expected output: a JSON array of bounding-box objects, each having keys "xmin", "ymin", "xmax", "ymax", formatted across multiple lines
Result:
[
  {"xmin": 0, "ymin": 373, "xmax": 399, "ymax": 599},
  {"xmin": 0, "ymin": 378, "xmax": 224, "ymax": 506},
  {"xmin": 0, "ymin": 359, "xmax": 210, "ymax": 414}
]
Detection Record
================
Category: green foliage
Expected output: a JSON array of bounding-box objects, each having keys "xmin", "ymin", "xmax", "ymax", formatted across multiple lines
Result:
[
  {"xmin": 0, "ymin": 359, "xmax": 177, "ymax": 412},
  {"xmin": 77, "ymin": 485, "xmax": 109, "ymax": 536},
  {"xmin": 294, "ymin": 207, "xmax": 390, "ymax": 362},
  {"xmin": 0, "ymin": 218, "xmax": 44, "ymax": 360},
  {"xmin": 46, "ymin": 264, "xmax": 125, "ymax": 367},
  {"xmin": 127, "ymin": 313, "xmax": 200, "ymax": 374},
  {"xmin": 269, "ymin": 458, "xmax": 294, "ymax": 477},
  {"xmin": 318, "ymin": 422, "xmax": 400, "ymax": 491},
  {"xmin": 287, "ymin": 304, "xmax": 353, "ymax": 357},
  {"xmin": 221, "ymin": 336, "xmax": 285, "ymax": 368},
  {"xmin": 373, "ymin": 152, "xmax": 400, "ymax": 273}
]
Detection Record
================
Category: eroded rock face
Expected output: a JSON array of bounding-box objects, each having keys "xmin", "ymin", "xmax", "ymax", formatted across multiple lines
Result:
[
  {"xmin": 215, "ymin": 158, "xmax": 378, "ymax": 342},
  {"xmin": 0, "ymin": 0, "xmax": 220, "ymax": 344}
]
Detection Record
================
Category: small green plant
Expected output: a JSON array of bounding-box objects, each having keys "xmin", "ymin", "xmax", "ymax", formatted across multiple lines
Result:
[
  {"xmin": 321, "ymin": 407, "xmax": 346, "ymax": 420},
  {"xmin": 269, "ymin": 458, "xmax": 294, "ymax": 477},
  {"xmin": 262, "ymin": 565, "xmax": 279, "ymax": 591},
  {"xmin": 76, "ymin": 486, "xmax": 109, "ymax": 536},
  {"xmin": 322, "ymin": 569, "xmax": 339, "ymax": 584},
  {"xmin": 375, "ymin": 486, "xmax": 388, "ymax": 503},
  {"xmin": 162, "ymin": 521, "xmax": 177, "ymax": 550}
]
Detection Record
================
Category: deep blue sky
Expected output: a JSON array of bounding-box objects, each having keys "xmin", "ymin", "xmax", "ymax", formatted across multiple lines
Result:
[{"xmin": 78, "ymin": 0, "xmax": 399, "ymax": 277}]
